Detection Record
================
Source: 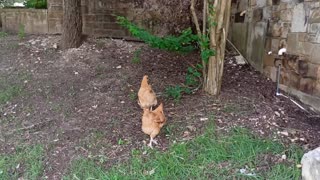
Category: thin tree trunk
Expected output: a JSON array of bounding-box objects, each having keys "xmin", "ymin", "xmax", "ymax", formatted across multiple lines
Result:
[
  {"xmin": 204, "ymin": 0, "xmax": 231, "ymax": 95},
  {"xmin": 61, "ymin": 0, "xmax": 82, "ymax": 49},
  {"xmin": 190, "ymin": 0, "xmax": 207, "ymax": 85}
]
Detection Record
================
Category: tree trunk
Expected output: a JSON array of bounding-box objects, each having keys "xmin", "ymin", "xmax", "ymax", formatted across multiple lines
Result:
[
  {"xmin": 61, "ymin": 0, "xmax": 82, "ymax": 49},
  {"xmin": 204, "ymin": 0, "xmax": 231, "ymax": 95}
]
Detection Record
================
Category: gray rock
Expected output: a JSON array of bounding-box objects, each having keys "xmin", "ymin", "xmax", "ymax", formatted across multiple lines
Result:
[{"xmin": 302, "ymin": 147, "xmax": 320, "ymax": 180}]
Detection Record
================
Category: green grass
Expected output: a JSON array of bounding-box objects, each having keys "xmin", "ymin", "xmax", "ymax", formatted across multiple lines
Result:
[
  {"xmin": 0, "ymin": 72, "xmax": 30, "ymax": 104},
  {"xmin": 132, "ymin": 49, "xmax": 142, "ymax": 64},
  {"xmin": 65, "ymin": 121, "xmax": 303, "ymax": 180},
  {"xmin": 0, "ymin": 145, "xmax": 44, "ymax": 179},
  {"xmin": 0, "ymin": 85, "xmax": 23, "ymax": 104},
  {"xmin": 0, "ymin": 31, "xmax": 8, "ymax": 38},
  {"xmin": 18, "ymin": 24, "xmax": 26, "ymax": 40}
]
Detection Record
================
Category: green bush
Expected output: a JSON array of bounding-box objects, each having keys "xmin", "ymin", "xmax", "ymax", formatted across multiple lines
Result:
[
  {"xmin": 116, "ymin": 16, "xmax": 198, "ymax": 53},
  {"xmin": 164, "ymin": 85, "xmax": 191, "ymax": 102},
  {"xmin": 24, "ymin": 0, "xmax": 47, "ymax": 9},
  {"xmin": 116, "ymin": 15, "xmax": 203, "ymax": 100}
]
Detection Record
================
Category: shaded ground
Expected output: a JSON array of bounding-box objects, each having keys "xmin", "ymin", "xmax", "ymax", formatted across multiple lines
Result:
[{"xmin": 0, "ymin": 34, "xmax": 319, "ymax": 179}]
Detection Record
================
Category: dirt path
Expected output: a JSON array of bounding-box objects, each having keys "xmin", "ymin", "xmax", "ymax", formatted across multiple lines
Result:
[{"xmin": 0, "ymin": 34, "xmax": 319, "ymax": 179}]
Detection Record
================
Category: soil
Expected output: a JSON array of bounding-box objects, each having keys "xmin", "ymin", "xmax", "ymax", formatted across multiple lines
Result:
[{"xmin": 0, "ymin": 34, "xmax": 319, "ymax": 179}]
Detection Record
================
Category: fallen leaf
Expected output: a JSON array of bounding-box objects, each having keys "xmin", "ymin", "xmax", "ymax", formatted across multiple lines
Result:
[{"xmin": 200, "ymin": 117, "xmax": 208, "ymax": 121}]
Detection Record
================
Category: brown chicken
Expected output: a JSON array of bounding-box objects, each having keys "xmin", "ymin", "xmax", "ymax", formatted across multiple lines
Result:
[
  {"xmin": 138, "ymin": 75, "xmax": 157, "ymax": 110},
  {"xmin": 142, "ymin": 103, "xmax": 166, "ymax": 148}
]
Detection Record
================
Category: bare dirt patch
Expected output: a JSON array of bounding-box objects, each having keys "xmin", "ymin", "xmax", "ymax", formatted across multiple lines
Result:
[{"xmin": 0, "ymin": 34, "xmax": 319, "ymax": 179}]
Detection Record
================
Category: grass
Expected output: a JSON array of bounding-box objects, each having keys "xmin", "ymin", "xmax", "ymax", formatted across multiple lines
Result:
[
  {"xmin": 18, "ymin": 24, "xmax": 26, "ymax": 40},
  {"xmin": 0, "ymin": 73, "xmax": 29, "ymax": 104},
  {"xmin": 132, "ymin": 49, "xmax": 142, "ymax": 64},
  {"xmin": 129, "ymin": 91, "xmax": 137, "ymax": 101},
  {"xmin": 0, "ymin": 145, "xmax": 44, "ymax": 179},
  {"xmin": 65, "ymin": 120, "xmax": 303, "ymax": 179},
  {"xmin": 0, "ymin": 31, "xmax": 8, "ymax": 38},
  {"xmin": 0, "ymin": 85, "xmax": 23, "ymax": 104}
]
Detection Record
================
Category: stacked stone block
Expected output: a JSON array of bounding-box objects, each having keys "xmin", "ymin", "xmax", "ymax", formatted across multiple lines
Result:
[{"xmin": 230, "ymin": 0, "xmax": 320, "ymax": 111}]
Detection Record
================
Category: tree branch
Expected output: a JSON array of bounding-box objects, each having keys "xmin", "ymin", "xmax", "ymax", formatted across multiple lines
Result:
[
  {"xmin": 202, "ymin": 0, "xmax": 207, "ymax": 35},
  {"xmin": 190, "ymin": 0, "xmax": 202, "ymax": 38}
]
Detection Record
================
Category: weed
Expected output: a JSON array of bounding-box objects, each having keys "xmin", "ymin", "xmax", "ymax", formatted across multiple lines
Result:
[
  {"xmin": 116, "ymin": 16, "xmax": 198, "ymax": 53},
  {"xmin": 132, "ymin": 48, "xmax": 142, "ymax": 64},
  {"xmin": 0, "ymin": 145, "xmax": 44, "ymax": 179},
  {"xmin": 118, "ymin": 138, "xmax": 125, "ymax": 145},
  {"xmin": 65, "ymin": 122, "xmax": 302, "ymax": 179},
  {"xmin": 164, "ymin": 85, "xmax": 184, "ymax": 102},
  {"xmin": 185, "ymin": 64, "xmax": 202, "ymax": 87},
  {"xmin": 0, "ymin": 31, "xmax": 8, "ymax": 38},
  {"xmin": 18, "ymin": 24, "xmax": 25, "ymax": 40},
  {"xmin": 129, "ymin": 91, "xmax": 137, "ymax": 101}
]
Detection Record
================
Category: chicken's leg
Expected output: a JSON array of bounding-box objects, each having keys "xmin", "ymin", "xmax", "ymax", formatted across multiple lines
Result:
[{"xmin": 148, "ymin": 137, "xmax": 158, "ymax": 148}]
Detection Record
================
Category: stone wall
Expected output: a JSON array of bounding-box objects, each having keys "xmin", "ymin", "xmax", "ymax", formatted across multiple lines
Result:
[
  {"xmin": 1, "ymin": 0, "xmax": 193, "ymax": 36},
  {"xmin": 230, "ymin": 0, "xmax": 320, "ymax": 111},
  {"xmin": 47, "ymin": 0, "xmax": 193, "ymax": 37},
  {"xmin": 0, "ymin": 8, "xmax": 48, "ymax": 33}
]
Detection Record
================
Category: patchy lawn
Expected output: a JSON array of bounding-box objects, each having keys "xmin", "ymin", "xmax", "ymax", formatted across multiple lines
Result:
[
  {"xmin": 0, "ymin": 33, "xmax": 319, "ymax": 179},
  {"xmin": 66, "ymin": 120, "xmax": 302, "ymax": 180},
  {"xmin": 0, "ymin": 145, "xmax": 44, "ymax": 179}
]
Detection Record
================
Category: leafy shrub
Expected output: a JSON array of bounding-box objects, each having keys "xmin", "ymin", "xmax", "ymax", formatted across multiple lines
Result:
[
  {"xmin": 24, "ymin": 0, "xmax": 47, "ymax": 9},
  {"xmin": 164, "ymin": 85, "xmax": 191, "ymax": 102},
  {"xmin": 116, "ymin": 16, "xmax": 198, "ymax": 53},
  {"xmin": 116, "ymin": 15, "xmax": 207, "ymax": 101}
]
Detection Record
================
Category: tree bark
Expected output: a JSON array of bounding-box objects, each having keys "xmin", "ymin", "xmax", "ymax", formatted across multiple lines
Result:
[
  {"xmin": 61, "ymin": 0, "xmax": 82, "ymax": 49},
  {"xmin": 204, "ymin": 0, "xmax": 231, "ymax": 95}
]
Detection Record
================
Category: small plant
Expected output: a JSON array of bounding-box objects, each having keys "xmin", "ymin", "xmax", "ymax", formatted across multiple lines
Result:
[
  {"xmin": 116, "ymin": 16, "xmax": 198, "ymax": 53},
  {"xmin": 164, "ymin": 85, "xmax": 190, "ymax": 102},
  {"xmin": 0, "ymin": 31, "xmax": 8, "ymax": 38},
  {"xmin": 18, "ymin": 24, "xmax": 25, "ymax": 39},
  {"xmin": 185, "ymin": 64, "xmax": 202, "ymax": 87},
  {"xmin": 118, "ymin": 138, "xmax": 125, "ymax": 145},
  {"xmin": 129, "ymin": 91, "xmax": 137, "ymax": 101},
  {"xmin": 132, "ymin": 48, "xmax": 142, "ymax": 64}
]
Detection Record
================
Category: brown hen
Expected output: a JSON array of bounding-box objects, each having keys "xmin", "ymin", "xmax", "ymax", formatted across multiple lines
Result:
[
  {"xmin": 138, "ymin": 75, "xmax": 157, "ymax": 110},
  {"xmin": 142, "ymin": 103, "xmax": 166, "ymax": 148}
]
